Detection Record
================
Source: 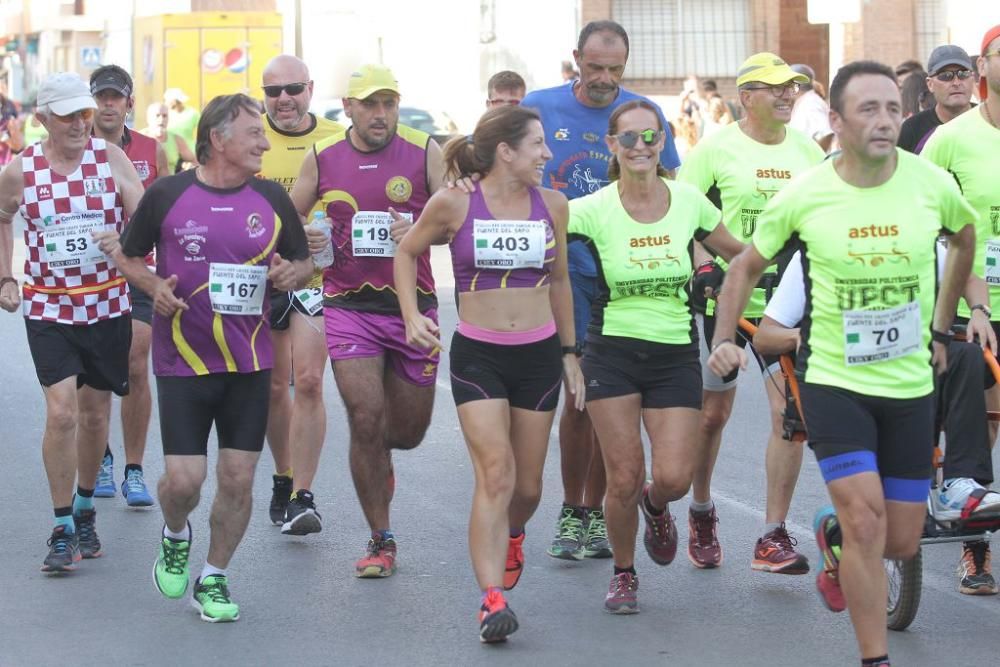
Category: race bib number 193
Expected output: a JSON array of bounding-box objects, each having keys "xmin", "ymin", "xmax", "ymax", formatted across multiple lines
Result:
[{"xmin": 209, "ymin": 263, "xmax": 267, "ymax": 315}]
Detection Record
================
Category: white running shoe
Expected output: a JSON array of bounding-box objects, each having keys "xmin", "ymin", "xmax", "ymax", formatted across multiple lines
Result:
[{"xmin": 931, "ymin": 478, "xmax": 1000, "ymax": 521}]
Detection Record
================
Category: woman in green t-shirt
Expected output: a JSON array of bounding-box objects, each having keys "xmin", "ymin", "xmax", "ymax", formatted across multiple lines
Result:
[{"xmin": 568, "ymin": 100, "xmax": 743, "ymax": 613}]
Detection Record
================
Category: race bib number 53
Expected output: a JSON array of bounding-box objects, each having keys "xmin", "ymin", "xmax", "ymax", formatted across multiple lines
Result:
[
  {"xmin": 209, "ymin": 263, "xmax": 267, "ymax": 315},
  {"xmin": 43, "ymin": 214, "xmax": 113, "ymax": 268},
  {"xmin": 842, "ymin": 301, "xmax": 922, "ymax": 366},
  {"xmin": 473, "ymin": 220, "xmax": 546, "ymax": 269}
]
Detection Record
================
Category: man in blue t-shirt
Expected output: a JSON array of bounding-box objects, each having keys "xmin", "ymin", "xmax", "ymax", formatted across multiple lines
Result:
[{"xmin": 520, "ymin": 20, "xmax": 681, "ymax": 563}]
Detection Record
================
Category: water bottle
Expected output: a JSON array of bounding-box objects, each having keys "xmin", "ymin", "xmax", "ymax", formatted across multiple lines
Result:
[{"xmin": 308, "ymin": 211, "xmax": 334, "ymax": 269}]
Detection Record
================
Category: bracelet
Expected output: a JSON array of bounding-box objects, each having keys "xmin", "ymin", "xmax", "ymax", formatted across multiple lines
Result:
[
  {"xmin": 560, "ymin": 345, "xmax": 580, "ymax": 357},
  {"xmin": 711, "ymin": 338, "xmax": 734, "ymax": 352},
  {"xmin": 931, "ymin": 328, "xmax": 954, "ymax": 345},
  {"xmin": 971, "ymin": 303, "xmax": 993, "ymax": 318}
]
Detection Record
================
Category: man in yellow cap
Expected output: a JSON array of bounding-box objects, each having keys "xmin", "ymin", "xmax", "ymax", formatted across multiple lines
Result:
[
  {"xmin": 290, "ymin": 63, "xmax": 445, "ymax": 578},
  {"xmin": 678, "ymin": 52, "xmax": 824, "ymax": 574}
]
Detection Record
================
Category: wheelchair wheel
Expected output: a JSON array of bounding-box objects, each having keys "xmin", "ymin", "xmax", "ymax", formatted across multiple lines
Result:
[{"xmin": 885, "ymin": 548, "xmax": 922, "ymax": 631}]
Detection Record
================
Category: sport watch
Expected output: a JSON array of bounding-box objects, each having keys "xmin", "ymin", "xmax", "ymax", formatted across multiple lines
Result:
[{"xmin": 970, "ymin": 303, "xmax": 992, "ymax": 318}]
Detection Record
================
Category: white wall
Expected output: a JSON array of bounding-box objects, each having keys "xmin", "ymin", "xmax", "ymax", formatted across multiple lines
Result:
[{"xmin": 947, "ymin": 1, "xmax": 1000, "ymax": 55}]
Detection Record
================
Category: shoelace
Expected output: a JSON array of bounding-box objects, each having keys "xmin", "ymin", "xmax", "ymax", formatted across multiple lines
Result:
[
  {"xmin": 124, "ymin": 471, "xmax": 145, "ymax": 494},
  {"xmin": 613, "ymin": 573, "xmax": 637, "ymax": 593},
  {"xmin": 76, "ymin": 514, "xmax": 97, "ymax": 544},
  {"xmin": 961, "ymin": 543, "xmax": 989, "ymax": 576},
  {"xmin": 558, "ymin": 510, "xmax": 585, "ymax": 541},
  {"xmin": 691, "ymin": 512, "xmax": 718, "ymax": 547},
  {"xmin": 198, "ymin": 577, "xmax": 231, "ymax": 603},
  {"xmin": 768, "ymin": 525, "xmax": 798, "ymax": 549},
  {"xmin": 97, "ymin": 460, "xmax": 113, "ymax": 485},
  {"xmin": 162, "ymin": 538, "xmax": 190, "ymax": 575},
  {"xmin": 47, "ymin": 530, "xmax": 73, "ymax": 553},
  {"xmin": 366, "ymin": 537, "xmax": 393, "ymax": 557},
  {"xmin": 587, "ymin": 514, "xmax": 608, "ymax": 539}
]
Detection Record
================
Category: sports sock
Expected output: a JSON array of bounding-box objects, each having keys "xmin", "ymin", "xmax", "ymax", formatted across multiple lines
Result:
[
  {"xmin": 124, "ymin": 463, "xmax": 143, "ymax": 475},
  {"xmin": 481, "ymin": 586, "xmax": 503, "ymax": 604},
  {"xmin": 690, "ymin": 499, "xmax": 714, "ymax": 513},
  {"xmin": 643, "ymin": 491, "xmax": 664, "ymax": 516},
  {"xmin": 163, "ymin": 523, "xmax": 191, "ymax": 542},
  {"xmin": 861, "ymin": 655, "xmax": 889, "ymax": 666},
  {"xmin": 276, "ymin": 468, "xmax": 292, "ymax": 479},
  {"xmin": 375, "ymin": 529, "xmax": 395, "ymax": 541},
  {"xmin": 764, "ymin": 522, "xmax": 781, "ymax": 535},
  {"xmin": 509, "ymin": 527, "xmax": 524, "ymax": 538},
  {"xmin": 54, "ymin": 506, "xmax": 75, "ymax": 533},
  {"xmin": 73, "ymin": 488, "xmax": 94, "ymax": 514},
  {"xmin": 614, "ymin": 565, "xmax": 636, "ymax": 576},
  {"xmin": 200, "ymin": 563, "xmax": 226, "ymax": 581}
]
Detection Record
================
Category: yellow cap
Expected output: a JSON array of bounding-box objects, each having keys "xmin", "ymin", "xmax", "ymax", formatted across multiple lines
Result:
[
  {"xmin": 736, "ymin": 53, "xmax": 809, "ymax": 88},
  {"xmin": 346, "ymin": 64, "xmax": 400, "ymax": 100}
]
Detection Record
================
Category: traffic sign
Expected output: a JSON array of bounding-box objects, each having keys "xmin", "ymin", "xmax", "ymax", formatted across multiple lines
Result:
[{"xmin": 80, "ymin": 46, "xmax": 101, "ymax": 68}]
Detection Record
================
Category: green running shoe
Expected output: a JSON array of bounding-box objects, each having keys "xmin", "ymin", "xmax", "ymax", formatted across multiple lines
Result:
[
  {"xmin": 192, "ymin": 575, "xmax": 240, "ymax": 623},
  {"xmin": 153, "ymin": 527, "xmax": 191, "ymax": 599},
  {"xmin": 547, "ymin": 505, "xmax": 586, "ymax": 560},
  {"xmin": 583, "ymin": 508, "xmax": 613, "ymax": 559}
]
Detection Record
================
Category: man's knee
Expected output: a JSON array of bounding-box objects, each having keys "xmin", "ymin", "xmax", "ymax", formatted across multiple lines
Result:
[
  {"xmin": 837, "ymin": 498, "xmax": 886, "ymax": 547},
  {"xmin": 162, "ymin": 467, "xmax": 205, "ymax": 500},
  {"xmin": 606, "ymin": 459, "xmax": 644, "ymax": 505},
  {"xmin": 701, "ymin": 393, "xmax": 734, "ymax": 434},
  {"xmin": 46, "ymin": 401, "xmax": 78, "ymax": 434}
]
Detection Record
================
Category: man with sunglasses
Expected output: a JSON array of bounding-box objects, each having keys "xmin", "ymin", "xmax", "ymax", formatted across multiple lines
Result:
[
  {"xmin": 898, "ymin": 45, "xmax": 976, "ymax": 154},
  {"xmin": 520, "ymin": 20, "xmax": 680, "ymax": 564},
  {"xmin": 89, "ymin": 64, "xmax": 166, "ymax": 508},
  {"xmin": 485, "ymin": 71, "xmax": 525, "ymax": 109},
  {"xmin": 678, "ymin": 52, "xmax": 824, "ymax": 575},
  {"xmin": 256, "ymin": 55, "xmax": 344, "ymax": 536},
  {"xmin": 0, "ymin": 72, "xmax": 144, "ymax": 573},
  {"xmin": 922, "ymin": 24, "xmax": 1000, "ymax": 595}
]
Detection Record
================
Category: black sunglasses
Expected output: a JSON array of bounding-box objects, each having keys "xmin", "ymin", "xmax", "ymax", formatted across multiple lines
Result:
[
  {"xmin": 931, "ymin": 70, "xmax": 974, "ymax": 82},
  {"xmin": 262, "ymin": 82, "xmax": 309, "ymax": 98},
  {"xmin": 614, "ymin": 129, "xmax": 661, "ymax": 149}
]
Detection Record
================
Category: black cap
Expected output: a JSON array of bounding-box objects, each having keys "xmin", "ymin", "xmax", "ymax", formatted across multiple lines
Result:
[{"xmin": 90, "ymin": 65, "xmax": 133, "ymax": 97}]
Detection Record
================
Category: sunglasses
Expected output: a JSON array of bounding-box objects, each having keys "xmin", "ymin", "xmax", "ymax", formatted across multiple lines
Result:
[
  {"xmin": 932, "ymin": 69, "xmax": 974, "ymax": 82},
  {"xmin": 743, "ymin": 82, "xmax": 801, "ymax": 97},
  {"xmin": 261, "ymin": 82, "xmax": 309, "ymax": 98},
  {"xmin": 614, "ymin": 129, "xmax": 661, "ymax": 149},
  {"xmin": 51, "ymin": 108, "xmax": 95, "ymax": 123},
  {"xmin": 487, "ymin": 98, "xmax": 521, "ymax": 107}
]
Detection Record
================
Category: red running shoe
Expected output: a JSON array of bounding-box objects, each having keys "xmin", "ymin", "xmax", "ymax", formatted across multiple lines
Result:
[
  {"xmin": 688, "ymin": 506, "xmax": 723, "ymax": 569},
  {"xmin": 814, "ymin": 506, "xmax": 845, "ymax": 612},
  {"xmin": 752, "ymin": 523, "xmax": 810, "ymax": 574},
  {"xmin": 504, "ymin": 533, "xmax": 525, "ymax": 591},
  {"xmin": 479, "ymin": 588, "xmax": 518, "ymax": 643},
  {"xmin": 355, "ymin": 533, "xmax": 398, "ymax": 578},
  {"xmin": 604, "ymin": 571, "xmax": 639, "ymax": 614},
  {"xmin": 639, "ymin": 483, "xmax": 677, "ymax": 565}
]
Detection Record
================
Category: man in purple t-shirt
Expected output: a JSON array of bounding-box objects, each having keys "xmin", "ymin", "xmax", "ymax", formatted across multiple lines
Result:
[{"xmin": 112, "ymin": 94, "xmax": 312, "ymax": 623}]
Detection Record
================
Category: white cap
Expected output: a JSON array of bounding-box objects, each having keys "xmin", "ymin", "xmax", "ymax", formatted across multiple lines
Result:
[
  {"xmin": 37, "ymin": 72, "xmax": 98, "ymax": 116},
  {"xmin": 163, "ymin": 87, "xmax": 189, "ymax": 103}
]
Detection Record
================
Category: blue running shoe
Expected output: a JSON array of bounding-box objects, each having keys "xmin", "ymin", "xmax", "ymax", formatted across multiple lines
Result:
[
  {"xmin": 813, "ymin": 505, "xmax": 845, "ymax": 612},
  {"xmin": 94, "ymin": 453, "xmax": 116, "ymax": 498},
  {"xmin": 122, "ymin": 468, "xmax": 154, "ymax": 507}
]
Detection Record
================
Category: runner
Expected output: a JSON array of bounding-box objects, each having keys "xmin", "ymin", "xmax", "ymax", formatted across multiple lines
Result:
[
  {"xmin": 897, "ymin": 45, "xmax": 975, "ymax": 154},
  {"xmin": 0, "ymin": 72, "xmax": 144, "ymax": 572},
  {"xmin": 257, "ymin": 54, "xmax": 344, "ymax": 534},
  {"xmin": 922, "ymin": 23, "xmax": 1000, "ymax": 593},
  {"xmin": 89, "ymin": 64, "xmax": 165, "ymax": 507},
  {"xmin": 111, "ymin": 93, "xmax": 311, "ymax": 622},
  {"xmin": 139, "ymin": 102, "xmax": 195, "ymax": 174},
  {"xmin": 520, "ymin": 20, "xmax": 681, "ymax": 562},
  {"xmin": 394, "ymin": 105, "xmax": 583, "ymax": 642},
  {"xmin": 707, "ymin": 60, "xmax": 977, "ymax": 667},
  {"xmin": 290, "ymin": 64, "xmax": 444, "ymax": 577},
  {"xmin": 678, "ymin": 52, "xmax": 823, "ymax": 572},
  {"xmin": 568, "ymin": 100, "xmax": 742, "ymax": 613},
  {"xmin": 485, "ymin": 71, "xmax": 525, "ymax": 109}
]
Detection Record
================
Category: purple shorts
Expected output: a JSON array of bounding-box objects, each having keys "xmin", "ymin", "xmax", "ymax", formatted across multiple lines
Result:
[{"xmin": 324, "ymin": 307, "xmax": 440, "ymax": 386}]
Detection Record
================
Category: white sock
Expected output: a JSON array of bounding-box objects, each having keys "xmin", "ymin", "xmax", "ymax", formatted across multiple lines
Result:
[
  {"xmin": 200, "ymin": 563, "xmax": 226, "ymax": 581},
  {"xmin": 163, "ymin": 523, "xmax": 191, "ymax": 541},
  {"xmin": 690, "ymin": 499, "xmax": 714, "ymax": 513}
]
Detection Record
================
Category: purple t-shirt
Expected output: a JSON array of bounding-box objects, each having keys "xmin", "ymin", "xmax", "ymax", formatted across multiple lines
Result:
[{"xmin": 121, "ymin": 169, "xmax": 308, "ymax": 377}]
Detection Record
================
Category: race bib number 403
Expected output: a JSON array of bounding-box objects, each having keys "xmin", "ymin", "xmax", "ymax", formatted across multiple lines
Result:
[
  {"xmin": 43, "ymin": 213, "xmax": 113, "ymax": 268},
  {"xmin": 842, "ymin": 301, "xmax": 922, "ymax": 366},
  {"xmin": 473, "ymin": 220, "xmax": 546, "ymax": 269},
  {"xmin": 351, "ymin": 211, "xmax": 411, "ymax": 257},
  {"xmin": 209, "ymin": 263, "xmax": 267, "ymax": 315}
]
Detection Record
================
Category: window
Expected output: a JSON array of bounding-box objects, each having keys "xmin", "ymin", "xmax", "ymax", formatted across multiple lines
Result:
[{"xmin": 914, "ymin": 0, "xmax": 947, "ymax": 62}]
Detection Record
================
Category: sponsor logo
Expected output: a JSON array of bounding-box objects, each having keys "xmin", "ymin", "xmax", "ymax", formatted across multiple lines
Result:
[
  {"xmin": 990, "ymin": 206, "xmax": 1000, "ymax": 235},
  {"xmin": 246, "ymin": 213, "xmax": 266, "ymax": 239},
  {"xmin": 175, "ymin": 220, "xmax": 209, "ymax": 236},
  {"xmin": 185, "ymin": 241, "xmax": 202, "ymax": 256},
  {"xmin": 210, "ymin": 206, "xmax": 234, "ymax": 212},
  {"xmin": 37, "ymin": 185, "xmax": 52, "ymax": 200},
  {"xmin": 848, "ymin": 224, "xmax": 899, "ymax": 239},
  {"xmin": 359, "ymin": 164, "xmax": 379, "ymax": 170},
  {"xmin": 629, "ymin": 234, "xmax": 671, "ymax": 248},
  {"xmin": 582, "ymin": 131, "xmax": 600, "ymax": 143},
  {"xmin": 83, "ymin": 178, "xmax": 106, "ymax": 196},
  {"xmin": 132, "ymin": 160, "xmax": 151, "ymax": 182},
  {"xmin": 385, "ymin": 176, "xmax": 412, "ymax": 203},
  {"xmin": 422, "ymin": 363, "xmax": 437, "ymax": 377},
  {"xmin": 554, "ymin": 128, "xmax": 570, "ymax": 141}
]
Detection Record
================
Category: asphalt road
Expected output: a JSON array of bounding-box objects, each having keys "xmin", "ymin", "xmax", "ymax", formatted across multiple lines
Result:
[{"xmin": 1, "ymin": 244, "xmax": 999, "ymax": 666}]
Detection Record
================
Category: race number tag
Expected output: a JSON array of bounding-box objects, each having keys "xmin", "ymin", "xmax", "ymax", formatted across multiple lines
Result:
[
  {"xmin": 473, "ymin": 220, "xmax": 546, "ymax": 269},
  {"xmin": 842, "ymin": 301, "xmax": 922, "ymax": 366},
  {"xmin": 42, "ymin": 213, "xmax": 112, "ymax": 268},
  {"xmin": 985, "ymin": 240, "xmax": 1000, "ymax": 285},
  {"xmin": 351, "ymin": 211, "xmax": 411, "ymax": 257},
  {"xmin": 209, "ymin": 263, "xmax": 267, "ymax": 315},
  {"xmin": 293, "ymin": 287, "xmax": 323, "ymax": 316}
]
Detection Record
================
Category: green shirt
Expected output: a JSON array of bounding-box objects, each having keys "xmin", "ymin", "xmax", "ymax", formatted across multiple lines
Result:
[
  {"xmin": 678, "ymin": 121, "xmax": 825, "ymax": 317},
  {"xmin": 167, "ymin": 107, "xmax": 200, "ymax": 154},
  {"xmin": 568, "ymin": 178, "xmax": 720, "ymax": 345},
  {"xmin": 752, "ymin": 151, "xmax": 977, "ymax": 399},
  {"xmin": 921, "ymin": 107, "xmax": 1000, "ymax": 319}
]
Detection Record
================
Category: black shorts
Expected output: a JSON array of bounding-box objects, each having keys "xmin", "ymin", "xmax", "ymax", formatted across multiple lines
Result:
[
  {"xmin": 270, "ymin": 289, "xmax": 322, "ymax": 331},
  {"xmin": 128, "ymin": 282, "xmax": 154, "ymax": 325},
  {"xmin": 25, "ymin": 316, "xmax": 132, "ymax": 396},
  {"xmin": 582, "ymin": 334, "xmax": 702, "ymax": 409},
  {"xmin": 700, "ymin": 313, "xmax": 781, "ymax": 389},
  {"xmin": 449, "ymin": 332, "xmax": 562, "ymax": 411},
  {"xmin": 156, "ymin": 371, "xmax": 271, "ymax": 456},
  {"xmin": 800, "ymin": 382, "xmax": 934, "ymax": 502}
]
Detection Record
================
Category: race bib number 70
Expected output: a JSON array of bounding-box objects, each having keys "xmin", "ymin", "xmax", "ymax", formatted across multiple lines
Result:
[{"xmin": 842, "ymin": 301, "xmax": 922, "ymax": 366}]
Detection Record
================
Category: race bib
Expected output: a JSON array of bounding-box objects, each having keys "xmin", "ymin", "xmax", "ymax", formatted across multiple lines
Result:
[
  {"xmin": 842, "ymin": 301, "xmax": 922, "ymax": 366},
  {"xmin": 473, "ymin": 220, "xmax": 546, "ymax": 269},
  {"xmin": 208, "ymin": 263, "xmax": 267, "ymax": 315},
  {"xmin": 351, "ymin": 211, "xmax": 411, "ymax": 258},
  {"xmin": 42, "ymin": 214, "xmax": 113, "ymax": 268},
  {"xmin": 293, "ymin": 287, "xmax": 323, "ymax": 316},
  {"xmin": 985, "ymin": 240, "xmax": 1000, "ymax": 285}
]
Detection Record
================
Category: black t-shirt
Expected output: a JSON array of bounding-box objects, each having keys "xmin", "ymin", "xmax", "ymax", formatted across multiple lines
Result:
[{"xmin": 898, "ymin": 107, "xmax": 942, "ymax": 154}]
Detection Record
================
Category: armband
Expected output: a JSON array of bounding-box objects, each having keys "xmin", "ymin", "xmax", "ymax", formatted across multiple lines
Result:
[{"xmin": 931, "ymin": 328, "xmax": 954, "ymax": 345}]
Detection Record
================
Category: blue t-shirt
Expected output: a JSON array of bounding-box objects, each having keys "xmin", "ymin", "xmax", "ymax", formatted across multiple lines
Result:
[{"xmin": 521, "ymin": 82, "xmax": 681, "ymax": 276}]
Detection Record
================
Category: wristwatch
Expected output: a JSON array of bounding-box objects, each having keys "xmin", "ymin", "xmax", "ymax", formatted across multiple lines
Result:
[{"xmin": 970, "ymin": 303, "xmax": 992, "ymax": 318}]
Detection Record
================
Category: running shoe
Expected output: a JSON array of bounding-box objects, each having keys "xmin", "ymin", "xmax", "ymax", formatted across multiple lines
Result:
[
  {"xmin": 281, "ymin": 490, "xmax": 322, "ymax": 535},
  {"xmin": 813, "ymin": 506, "xmax": 845, "ymax": 612},
  {"xmin": 688, "ymin": 506, "xmax": 723, "ymax": 569},
  {"xmin": 478, "ymin": 589, "xmax": 518, "ymax": 643},
  {"xmin": 604, "ymin": 571, "xmax": 639, "ymax": 614},
  {"xmin": 504, "ymin": 533, "xmax": 525, "ymax": 591},
  {"xmin": 958, "ymin": 541, "xmax": 998, "ymax": 595},
  {"xmin": 40, "ymin": 525, "xmax": 80, "ymax": 573},
  {"xmin": 153, "ymin": 527, "xmax": 191, "ymax": 599},
  {"xmin": 74, "ymin": 509, "xmax": 102, "ymax": 559},
  {"xmin": 192, "ymin": 575, "xmax": 240, "ymax": 623},
  {"xmin": 751, "ymin": 523, "xmax": 810, "ymax": 574},
  {"xmin": 932, "ymin": 478, "xmax": 1000, "ymax": 522},
  {"xmin": 269, "ymin": 474, "xmax": 293, "ymax": 525},
  {"xmin": 546, "ymin": 505, "xmax": 586, "ymax": 560},
  {"xmin": 94, "ymin": 452, "xmax": 115, "ymax": 498},
  {"xmin": 583, "ymin": 508, "xmax": 613, "ymax": 559},
  {"xmin": 355, "ymin": 534, "xmax": 398, "ymax": 578},
  {"xmin": 639, "ymin": 483, "xmax": 677, "ymax": 566},
  {"xmin": 121, "ymin": 468, "xmax": 154, "ymax": 507}
]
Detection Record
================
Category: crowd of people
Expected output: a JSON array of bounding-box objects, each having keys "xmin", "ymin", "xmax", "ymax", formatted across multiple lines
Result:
[{"xmin": 2, "ymin": 17, "xmax": 1000, "ymax": 666}]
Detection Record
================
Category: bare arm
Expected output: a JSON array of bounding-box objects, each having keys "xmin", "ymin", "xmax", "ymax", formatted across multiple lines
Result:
[
  {"xmin": 0, "ymin": 158, "xmax": 22, "ymax": 312},
  {"xmin": 106, "ymin": 143, "xmax": 145, "ymax": 218},
  {"xmin": 154, "ymin": 142, "xmax": 170, "ymax": 181},
  {"xmin": 962, "ymin": 271, "xmax": 996, "ymax": 354},
  {"xmin": 175, "ymin": 135, "xmax": 196, "ymax": 165},
  {"xmin": 752, "ymin": 315, "xmax": 800, "ymax": 356},
  {"xmin": 933, "ymin": 224, "xmax": 976, "ymax": 371},
  {"xmin": 290, "ymin": 150, "xmax": 320, "ymax": 216},
  {"xmin": 706, "ymin": 244, "xmax": 771, "ymax": 375},
  {"xmin": 701, "ymin": 222, "xmax": 744, "ymax": 263}
]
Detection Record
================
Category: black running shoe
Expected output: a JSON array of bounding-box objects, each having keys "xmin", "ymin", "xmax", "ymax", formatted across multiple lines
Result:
[
  {"xmin": 41, "ymin": 526, "xmax": 81, "ymax": 573},
  {"xmin": 281, "ymin": 490, "xmax": 322, "ymax": 535},
  {"xmin": 75, "ymin": 509, "xmax": 102, "ymax": 559},
  {"xmin": 269, "ymin": 475, "xmax": 293, "ymax": 525}
]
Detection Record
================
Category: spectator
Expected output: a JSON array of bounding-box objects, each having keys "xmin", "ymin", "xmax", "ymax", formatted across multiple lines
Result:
[
  {"xmin": 895, "ymin": 59, "xmax": 925, "ymax": 87},
  {"xmin": 789, "ymin": 63, "xmax": 835, "ymax": 152},
  {"xmin": 900, "ymin": 72, "xmax": 933, "ymax": 117},
  {"xmin": 485, "ymin": 70, "xmax": 526, "ymax": 109},
  {"xmin": 561, "ymin": 60, "xmax": 578, "ymax": 82},
  {"xmin": 898, "ymin": 44, "xmax": 976, "ymax": 154}
]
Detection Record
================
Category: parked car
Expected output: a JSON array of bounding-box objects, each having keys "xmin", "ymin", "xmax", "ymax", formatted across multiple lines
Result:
[{"xmin": 311, "ymin": 99, "xmax": 460, "ymax": 146}]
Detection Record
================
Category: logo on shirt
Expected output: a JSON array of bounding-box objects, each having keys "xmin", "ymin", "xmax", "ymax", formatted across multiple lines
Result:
[
  {"xmin": 37, "ymin": 185, "xmax": 52, "ymax": 201},
  {"xmin": 246, "ymin": 213, "xmax": 266, "ymax": 239},
  {"xmin": 991, "ymin": 206, "xmax": 1000, "ymax": 235},
  {"xmin": 582, "ymin": 132, "xmax": 600, "ymax": 143},
  {"xmin": 176, "ymin": 220, "xmax": 208, "ymax": 263},
  {"xmin": 132, "ymin": 160, "xmax": 151, "ymax": 182},
  {"xmin": 629, "ymin": 234, "xmax": 671, "ymax": 248},
  {"xmin": 211, "ymin": 207, "xmax": 234, "ymax": 212},
  {"xmin": 84, "ymin": 178, "xmax": 107, "ymax": 196},
  {"xmin": 756, "ymin": 168, "xmax": 792, "ymax": 179},
  {"xmin": 554, "ymin": 128, "xmax": 570, "ymax": 141},
  {"xmin": 385, "ymin": 176, "xmax": 412, "ymax": 203},
  {"xmin": 359, "ymin": 164, "xmax": 379, "ymax": 170},
  {"xmin": 849, "ymin": 224, "xmax": 899, "ymax": 239}
]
